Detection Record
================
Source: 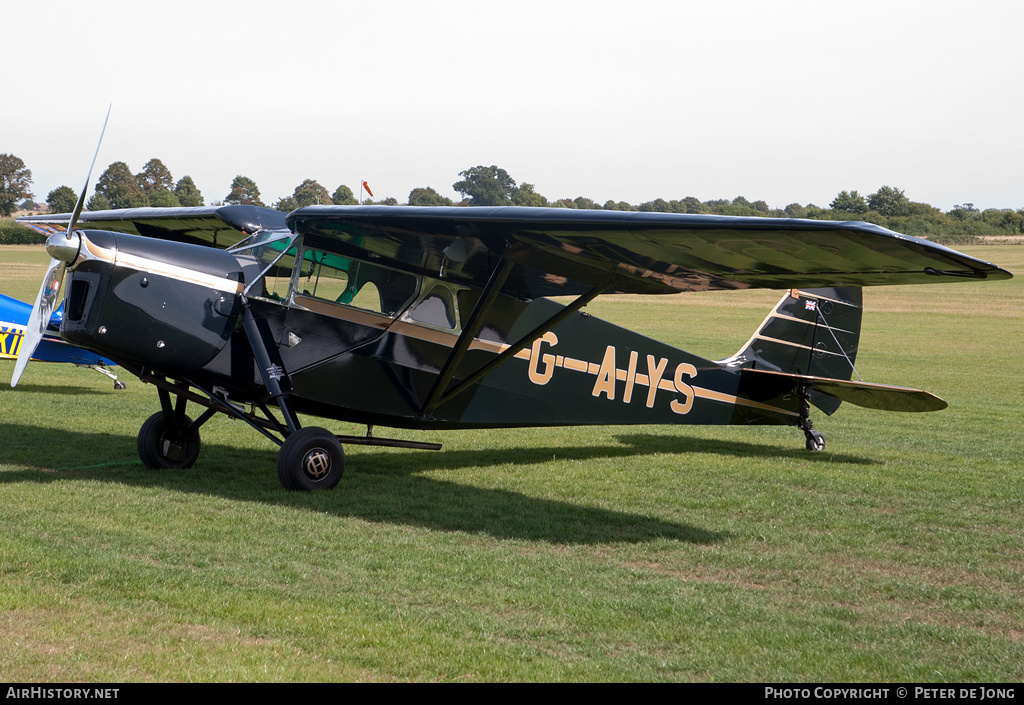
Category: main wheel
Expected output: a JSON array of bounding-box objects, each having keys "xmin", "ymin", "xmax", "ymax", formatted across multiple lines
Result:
[
  {"xmin": 805, "ymin": 429, "xmax": 826, "ymax": 452},
  {"xmin": 137, "ymin": 412, "xmax": 201, "ymax": 469},
  {"xmin": 277, "ymin": 427, "xmax": 345, "ymax": 491}
]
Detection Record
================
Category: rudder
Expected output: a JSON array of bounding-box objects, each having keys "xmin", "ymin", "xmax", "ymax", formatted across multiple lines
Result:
[{"xmin": 722, "ymin": 287, "xmax": 863, "ymax": 414}]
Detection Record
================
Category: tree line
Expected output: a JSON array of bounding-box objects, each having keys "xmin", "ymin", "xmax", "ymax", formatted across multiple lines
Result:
[{"xmin": 2, "ymin": 155, "xmax": 1021, "ymax": 245}]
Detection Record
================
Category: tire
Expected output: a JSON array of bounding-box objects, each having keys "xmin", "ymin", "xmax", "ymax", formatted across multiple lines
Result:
[
  {"xmin": 805, "ymin": 429, "xmax": 826, "ymax": 452},
  {"xmin": 276, "ymin": 427, "xmax": 345, "ymax": 491},
  {"xmin": 137, "ymin": 412, "xmax": 201, "ymax": 469}
]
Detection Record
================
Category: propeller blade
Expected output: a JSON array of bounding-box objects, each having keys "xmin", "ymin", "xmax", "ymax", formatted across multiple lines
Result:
[
  {"xmin": 11, "ymin": 258, "xmax": 66, "ymax": 387},
  {"xmin": 10, "ymin": 105, "xmax": 111, "ymax": 387},
  {"xmin": 67, "ymin": 104, "xmax": 111, "ymax": 236}
]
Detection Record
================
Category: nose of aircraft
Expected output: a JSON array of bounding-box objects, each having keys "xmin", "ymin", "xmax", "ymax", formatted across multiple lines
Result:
[{"xmin": 45, "ymin": 230, "xmax": 81, "ymax": 265}]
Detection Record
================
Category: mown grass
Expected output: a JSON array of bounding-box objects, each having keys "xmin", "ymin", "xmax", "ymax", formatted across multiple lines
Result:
[{"xmin": 0, "ymin": 245, "xmax": 1021, "ymax": 682}]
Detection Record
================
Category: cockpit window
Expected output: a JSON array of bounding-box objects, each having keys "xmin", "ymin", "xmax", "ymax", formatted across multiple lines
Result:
[
  {"xmin": 408, "ymin": 285, "xmax": 456, "ymax": 329},
  {"xmin": 296, "ymin": 248, "xmax": 418, "ymax": 317}
]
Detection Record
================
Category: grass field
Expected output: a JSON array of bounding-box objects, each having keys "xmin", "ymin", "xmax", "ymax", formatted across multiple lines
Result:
[{"xmin": 0, "ymin": 244, "xmax": 1021, "ymax": 682}]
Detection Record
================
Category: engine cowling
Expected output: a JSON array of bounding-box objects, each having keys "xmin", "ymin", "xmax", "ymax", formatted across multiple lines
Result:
[{"xmin": 58, "ymin": 229, "xmax": 246, "ymax": 376}]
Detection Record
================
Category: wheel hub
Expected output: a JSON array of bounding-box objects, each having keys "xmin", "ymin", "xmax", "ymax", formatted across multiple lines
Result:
[{"xmin": 302, "ymin": 447, "xmax": 332, "ymax": 481}]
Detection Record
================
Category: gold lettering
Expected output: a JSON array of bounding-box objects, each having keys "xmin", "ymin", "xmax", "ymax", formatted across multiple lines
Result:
[
  {"xmin": 591, "ymin": 345, "xmax": 617, "ymax": 400},
  {"xmin": 622, "ymin": 351, "xmax": 639, "ymax": 403},
  {"xmin": 0, "ymin": 331, "xmax": 8, "ymax": 356},
  {"xmin": 645, "ymin": 355, "xmax": 668, "ymax": 408},
  {"xmin": 528, "ymin": 332, "xmax": 559, "ymax": 385},
  {"xmin": 670, "ymin": 362, "xmax": 697, "ymax": 415}
]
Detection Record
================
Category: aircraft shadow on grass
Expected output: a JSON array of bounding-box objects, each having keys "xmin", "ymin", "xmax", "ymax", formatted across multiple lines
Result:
[
  {"xmin": 0, "ymin": 423, "xmax": 876, "ymax": 544},
  {"xmin": 0, "ymin": 383, "xmax": 109, "ymax": 396}
]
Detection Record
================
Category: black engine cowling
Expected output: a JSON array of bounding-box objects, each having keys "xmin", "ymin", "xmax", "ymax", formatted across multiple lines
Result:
[{"xmin": 60, "ymin": 230, "xmax": 247, "ymax": 376}]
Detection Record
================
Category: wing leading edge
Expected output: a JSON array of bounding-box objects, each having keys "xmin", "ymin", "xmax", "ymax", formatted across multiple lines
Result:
[{"xmin": 18, "ymin": 205, "xmax": 287, "ymax": 250}]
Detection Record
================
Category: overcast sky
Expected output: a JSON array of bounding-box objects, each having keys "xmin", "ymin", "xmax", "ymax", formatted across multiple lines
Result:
[{"xmin": 6, "ymin": 0, "xmax": 1022, "ymax": 212}]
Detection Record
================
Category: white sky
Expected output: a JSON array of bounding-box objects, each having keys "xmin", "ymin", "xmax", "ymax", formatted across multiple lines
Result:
[{"xmin": 5, "ymin": 0, "xmax": 1023, "ymax": 212}]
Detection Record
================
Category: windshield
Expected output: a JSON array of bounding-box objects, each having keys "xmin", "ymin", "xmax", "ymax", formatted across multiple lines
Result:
[{"xmin": 229, "ymin": 229, "xmax": 299, "ymax": 298}]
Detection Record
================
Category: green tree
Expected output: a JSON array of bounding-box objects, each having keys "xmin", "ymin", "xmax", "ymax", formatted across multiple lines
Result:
[
  {"xmin": 677, "ymin": 196, "xmax": 706, "ymax": 214},
  {"xmin": 408, "ymin": 186, "xmax": 453, "ymax": 207},
  {"xmin": 136, "ymin": 158, "xmax": 174, "ymax": 194},
  {"xmin": 369, "ymin": 197, "xmax": 399, "ymax": 206},
  {"xmin": 1006, "ymin": 209, "xmax": 1024, "ymax": 234},
  {"xmin": 292, "ymin": 179, "xmax": 331, "ymax": 207},
  {"xmin": 0, "ymin": 153, "xmax": 33, "ymax": 217},
  {"xmin": 948, "ymin": 203, "xmax": 979, "ymax": 221},
  {"xmin": 638, "ymin": 198, "xmax": 671, "ymax": 212},
  {"xmin": 274, "ymin": 196, "xmax": 298, "ymax": 212},
  {"xmin": 47, "ymin": 185, "xmax": 78, "ymax": 214},
  {"xmin": 906, "ymin": 201, "xmax": 941, "ymax": 217},
  {"xmin": 511, "ymin": 183, "xmax": 548, "ymax": 207},
  {"xmin": 602, "ymin": 200, "xmax": 636, "ymax": 211},
  {"xmin": 452, "ymin": 165, "xmax": 516, "ymax": 206},
  {"xmin": 784, "ymin": 203, "xmax": 808, "ymax": 219},
  {"xmin": 573, "ymin": 196, "xmax": 597, "ymax": 210},
  {"xmin": 830, "ymin": 190, "xmax": 868, "ymax": 214},
  {"xmin": 86, "ymin": 193, "xmax": 111, "ymax": 211},
  {"xmin": 148, "ymin": 189, "xmax": 181, "ymax": 207},
  {"xmin": 174, "ymin": 176, "xmax": 204, "ymax": 206},
  {"xmin": 225, "ymin": 175, "xmax": 264, "ymax": 206},
  {"xmin": 867, "ymin": 185, "xmax": 909, "ymax": 217},
  {"xmin": 332, "ymin": 185, "xmax": 357, "ymax": 205},
  {"xmin": 95, "ymin": 161, "xmax": 149, "ymax": 209}
]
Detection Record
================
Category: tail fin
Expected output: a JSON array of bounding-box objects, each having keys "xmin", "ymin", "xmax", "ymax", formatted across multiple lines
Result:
[{"xmin": 722, "ymin": 287, "xmax": 862, "ymax": 414}]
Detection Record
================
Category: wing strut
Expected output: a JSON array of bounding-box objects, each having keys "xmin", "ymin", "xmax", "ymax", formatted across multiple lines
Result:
[
  {"xmin": 421, "ymin": 258, "xmax": 515, "ymax": 416},
  {"xmin": 420, "ymin": 258, "xmax": 610, "ymax": 416}
]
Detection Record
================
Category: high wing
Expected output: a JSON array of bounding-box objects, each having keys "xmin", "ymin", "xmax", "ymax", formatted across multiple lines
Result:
[
  {"xmin": 288, "ymin": 206, "xmax": 1012, "ymax": 298},
  {"xmin": 19, "ymin": 204, "xmax": 1011, "ymax": 298},
  {"xmin": 18, "ymin": 205, "xmax": 287, "ymax": 249}
]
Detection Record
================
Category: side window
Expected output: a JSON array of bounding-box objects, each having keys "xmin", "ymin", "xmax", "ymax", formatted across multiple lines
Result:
[
  {"xmin": 348, "ymin": 280, "xmax": 382, "ymax": 313},
  {"xmin": 408, "ymin": 285, "xmax": 456, "ymax": 329},
  {"xmin": 300, "ymin": 250, "xmax": 350, "ymax": 301},
  {"xmin": 297, "ymin": 249, "xmax": 419, "ymax": 318}
]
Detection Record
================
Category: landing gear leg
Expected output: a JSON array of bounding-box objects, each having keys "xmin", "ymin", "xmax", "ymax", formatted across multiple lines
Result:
[
  {"xmin": 76, "ymin": 363, "xmax": 126, "ymax": 389},
  {"xmin": 796, "ymin": 383, "xmax": 825, "ymax": 451}
]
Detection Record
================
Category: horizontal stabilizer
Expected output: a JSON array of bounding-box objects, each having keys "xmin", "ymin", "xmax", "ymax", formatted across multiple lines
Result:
[{"xmin": 742, "ymin": 368, "xmax": 947, "ymax": 413}]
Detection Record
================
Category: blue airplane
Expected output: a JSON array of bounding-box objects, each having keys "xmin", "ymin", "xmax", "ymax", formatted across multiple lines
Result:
[{"xmin": 0, "ymin": 292, "xmax": 124, "ymax": 388}]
